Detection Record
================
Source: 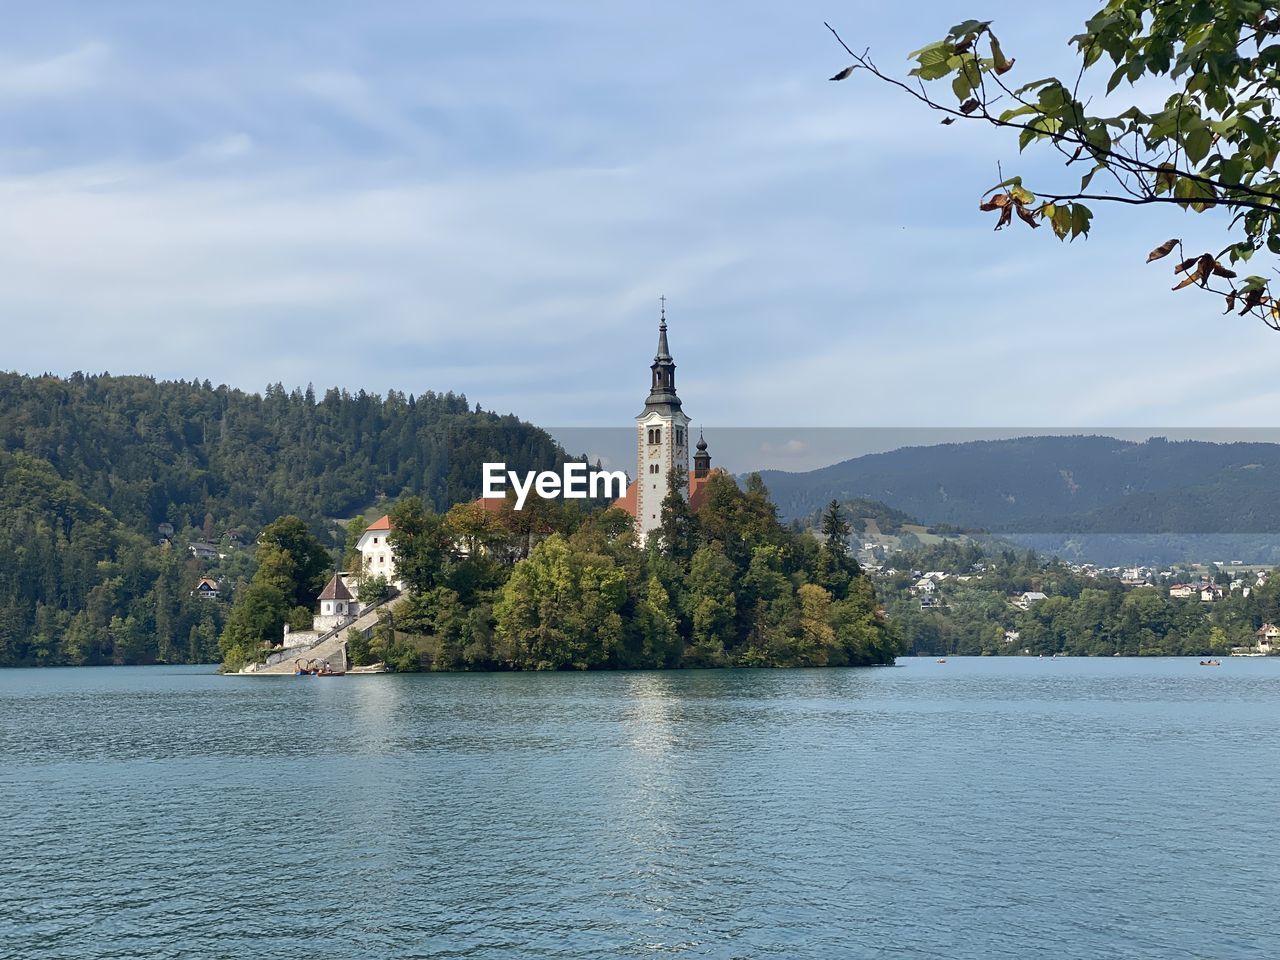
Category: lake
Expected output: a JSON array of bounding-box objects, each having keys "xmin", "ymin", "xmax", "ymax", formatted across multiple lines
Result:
[{"xmin": 2, "ymin": 657, "xmax": 1278, "ymax": 959}]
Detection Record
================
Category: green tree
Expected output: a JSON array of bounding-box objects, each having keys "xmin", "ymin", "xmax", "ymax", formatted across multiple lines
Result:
[
  {"xmin": 684, "ymin": 544, "xmax": 737, "ymax": 666},
  {"xmin": 636, "ymin": 575, "xmax": 683, "ymax": 667},
  {"xmin": 493, "ymin": 534, "xmax": 627, "ymax": 669},
  {"xmin": 827, "ymin": 2, "xmax": 1280, "ymax": 327},
  {"xmin": 658, "ymin": 465, "xmax": 697, "ymax": 562},
  {"xmin": 256, "ymin": 516, "xmax": 332, "ymax": 608},
  {"xmin": 387, "ymin": 497, "xmax": 454, "ymax": 593}
]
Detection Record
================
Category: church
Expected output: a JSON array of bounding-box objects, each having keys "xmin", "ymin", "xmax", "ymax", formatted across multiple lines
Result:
[{"xmin": 612, "ymin": 301, "xmax": 715, "ymax": 544}]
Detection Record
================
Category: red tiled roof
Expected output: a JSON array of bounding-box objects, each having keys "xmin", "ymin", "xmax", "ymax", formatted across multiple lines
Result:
[
  {"xmin": 689, "ymin": 468, "xmax": 729, "ymax": 512},
  {"xmin": 612, "ymin": 480, "xmax": 638, "ymax": 518},
  {"xmin": 366, "ymin": 514, "xmax": 392, "ymax": 531},
  {"xmin": 474, "ymin": 495, "xmax": 508, "ymax": 513}
]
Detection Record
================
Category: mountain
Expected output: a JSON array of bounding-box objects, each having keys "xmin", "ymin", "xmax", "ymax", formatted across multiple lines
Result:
[
  {"xmin": 0, "ymin": 371, "xmax": 566, "ymax": 665},
  {"xmin": 759, "ymin": 435, "xmax": 1280, "ymax": 563}
]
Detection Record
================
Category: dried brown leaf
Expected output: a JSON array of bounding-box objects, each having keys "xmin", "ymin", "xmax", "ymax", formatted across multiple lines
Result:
[
  {"xmin": 1146, "ymin": 238, "xmax": 1179, "ymax": 263},
  {"xmin": 829, "ymin": 66, "xmax": 855, "ymax": 81}
]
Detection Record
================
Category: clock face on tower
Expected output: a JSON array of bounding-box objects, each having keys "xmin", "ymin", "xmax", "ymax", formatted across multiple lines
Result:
[{"xmin": 648, "ymin": 447, "xmax": 659, "ymax": 458}]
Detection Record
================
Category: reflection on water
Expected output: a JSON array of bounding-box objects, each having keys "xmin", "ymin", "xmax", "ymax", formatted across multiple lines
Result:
[{"xmin": 2, "ymin": 658, "xmax": 1279, "ymax": 959}]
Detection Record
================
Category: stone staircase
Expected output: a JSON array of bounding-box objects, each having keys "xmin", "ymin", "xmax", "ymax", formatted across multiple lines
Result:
[{"xmin": 240, "ymin": 591, "xmax": 409, "ymax": 675}]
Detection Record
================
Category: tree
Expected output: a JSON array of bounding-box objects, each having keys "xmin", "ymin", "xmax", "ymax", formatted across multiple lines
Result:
[
  {"xmin": 657, "ymin": 465, "xmax": 697, "ymax": 562},
  {"xmin": 387, "ymin": 497, "xmax": 454, "ymax": 594},
  {"xmin": 796, "ymin": 583, "xmax": 837, "ymax": 666},
  {"xmin": 256, "ymin": 516, "xmax": 332, "ymax": 608},
  {"xmin": 683, "ymin": 544, "xmax": 737, "ymax": 665},
  {"xmin": 636, "ymin": 575, "xmax": 683, "ymax": 667},
  {"xmin": 821, "ymin": 500, "xmax": 852, "ymax": 553},
  {"xmin": 493, "ymin": 534, "xmax": 627, "ymax": 669},
  {"xmin": 827, "ymin": 3, "xmax": 1280, "ymax": 327}
]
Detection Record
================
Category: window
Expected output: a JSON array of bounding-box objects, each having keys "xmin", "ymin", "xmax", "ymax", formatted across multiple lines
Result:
[
  {"xmin": 676, "ymin": 428, "xmax": 683, "ymax": 445},
  {"xmin": 654, "ymin": 427, "xmax": 662, "ymax": 444}
]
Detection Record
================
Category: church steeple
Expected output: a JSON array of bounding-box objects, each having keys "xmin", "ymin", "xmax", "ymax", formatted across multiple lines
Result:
[
  {"xmin": 634, "ymin": 296, "xmax": 691, "ymax": 546},
  {"xmin": 643, "ymin": 296, "xmax": 681, "ymax": 414},
  {"xmin": 693, "ymin": 428, "xmax": 711, "ymax": 479}
]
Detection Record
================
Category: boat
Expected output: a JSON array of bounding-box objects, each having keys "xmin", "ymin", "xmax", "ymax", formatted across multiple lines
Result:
[
  {"xmin": 936, "ymin": 658, "xmax": 946, "ymax": 664},
  {"xmin": 1199, "ymin": 659, "xmax": 1222, "ymax": 667},
  {"xmin": 294, "ymin": 657, "xmax": 344, "ymax": 676}
]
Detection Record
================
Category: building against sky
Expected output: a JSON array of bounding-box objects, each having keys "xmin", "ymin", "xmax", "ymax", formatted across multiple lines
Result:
[{"xmin": 614, "ymin": 302, "xmax": 714, "ymax": 544}]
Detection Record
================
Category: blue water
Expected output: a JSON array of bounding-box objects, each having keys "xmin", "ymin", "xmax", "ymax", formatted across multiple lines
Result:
[{"xmin": 2, "ymin": 657, "xmax": 1278, "ymax": 959}]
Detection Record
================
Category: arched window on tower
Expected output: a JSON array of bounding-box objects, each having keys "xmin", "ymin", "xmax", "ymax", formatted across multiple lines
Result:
[{"xmin": 654, "ymin": 427, "xmax": 662, "ymax": 444}]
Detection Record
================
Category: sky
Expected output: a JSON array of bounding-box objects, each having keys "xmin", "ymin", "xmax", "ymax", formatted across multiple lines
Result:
[{"xmin": 1, "ymin": 1, "xmax": 1277, "ymax": 438}]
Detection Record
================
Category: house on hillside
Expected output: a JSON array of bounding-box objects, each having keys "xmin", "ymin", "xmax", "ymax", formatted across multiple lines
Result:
[
  {"xmin": 1014, "ymin": 591, "xmax": 1048, "ymax": 610},
  {"xmin": 356, "ymin": 515, "xmax": 399, "ymax": 587},
  {"xmin": 1200, "ymin": 584, "xmax": 1225, "ymax": 603},
  {"xmin": 188, "ymin": 541, "xmax": 219, "ymax": 561},
  {"xmin": 1256, "ymin": 623, "xmax": 1280, "ymax": 654},
  {"xmin": 191, "ymin": 577, "xmax": 221, "ymax": 600},
  {"xmin": 1168, "ymin": 583, "xmax": 1196, "ymax": 599}
]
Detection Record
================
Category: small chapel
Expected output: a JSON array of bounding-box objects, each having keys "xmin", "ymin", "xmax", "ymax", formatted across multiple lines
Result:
[{"xmin": 612, "ymin": 301, "xmax": 716, "ymax": 543}]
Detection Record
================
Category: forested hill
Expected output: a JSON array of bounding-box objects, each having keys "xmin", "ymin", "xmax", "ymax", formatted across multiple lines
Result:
[
  {"xmin": 760, "ymin": 435, "xmax": 1280, "ymax": 535},
  {"xmin": 0, "ymin": 372, "xmax": 564, "ymax": 534},
  {"xmin": 0, "ymin": 371, "xmax": 565, "ymax": 666}
]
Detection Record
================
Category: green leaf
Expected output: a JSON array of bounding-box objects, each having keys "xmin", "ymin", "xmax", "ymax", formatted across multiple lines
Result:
[
  {"xmin": 909, "ymin": 44, "xmax": 955, "ymax": 81},
  {"xmin": 990, "ymin": 35, "xmax": 1012, "ymax": 74},
  {"xmin": 1184, "ymin": 127, "xmax": 1213, "ymax": 165},
  {"xmin": 1070, "ymin": 203, "xmax": 1093, "ymax": 240},
  {"xmin": 948, "ymin": 20, "xmax": 991, "ymax": 37},
  {"xmin": 907, "ymin": 39, "xmax": 951, "ymax": 61}
]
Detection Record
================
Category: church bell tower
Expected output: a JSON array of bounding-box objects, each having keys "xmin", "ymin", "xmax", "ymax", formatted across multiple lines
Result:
[{"xmin": 635, "ymin": 298, "xmax": 690, "ymax": 545}]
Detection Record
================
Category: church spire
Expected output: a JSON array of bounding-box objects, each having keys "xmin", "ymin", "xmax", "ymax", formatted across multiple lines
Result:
[
  {"xmin": 655, "ymin": 295, "xmax": 671, "ymax": 361},
  {"xmin": 642, "ymin": 296, "xmax": 681, "ymax": 413},
  {"xmin": 693, "ymin": 427, "xmax": 711, "ymax": 478}
]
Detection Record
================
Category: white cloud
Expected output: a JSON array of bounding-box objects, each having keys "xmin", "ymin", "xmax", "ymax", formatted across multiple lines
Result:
[{"xmin": 0, "ymin": 42, "xmax": 108, "ymax": 99}]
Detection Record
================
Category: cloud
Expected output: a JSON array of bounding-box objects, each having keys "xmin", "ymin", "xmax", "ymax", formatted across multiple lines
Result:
[
  {"xmin": 192, "ymin": 133, "xmax": 254, "ymax": 161},
  {"xmin": 0, "ymin": 1, "xmax": 1275, "ymax": 441},
  {"xmin": 0, "ymin": 42, "xmax": 108, "ymax": 99}
]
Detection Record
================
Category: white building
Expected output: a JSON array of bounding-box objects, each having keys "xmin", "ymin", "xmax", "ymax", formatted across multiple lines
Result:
[
  {"xmin": 612, "ymin": 303, "xmax": 714, "ymax": 544},
  {"xmin": 356, "ymin": 515, "xmax": 400, "ymax": 586},
  {"xmin": 1015, "ymin": 591, "xmax": 1048, "ymax": 610},
  {"xmin": 282, "ymin": 573, "xmax": 365, "ymax": 648},
  {"xmin": 633, "ymin": 306, "xmax": 690, "ymax": 545}
]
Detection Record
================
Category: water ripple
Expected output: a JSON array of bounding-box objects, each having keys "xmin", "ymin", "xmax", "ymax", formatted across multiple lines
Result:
[{"xmin": 2, "ymin": 658, "xmax": 1278, "ymax": 958}]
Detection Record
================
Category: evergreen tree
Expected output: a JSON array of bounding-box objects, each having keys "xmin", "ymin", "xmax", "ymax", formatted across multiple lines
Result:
[{"xmin": 657, "ymin": 465, "xmax": 697, "ymax": 562}]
